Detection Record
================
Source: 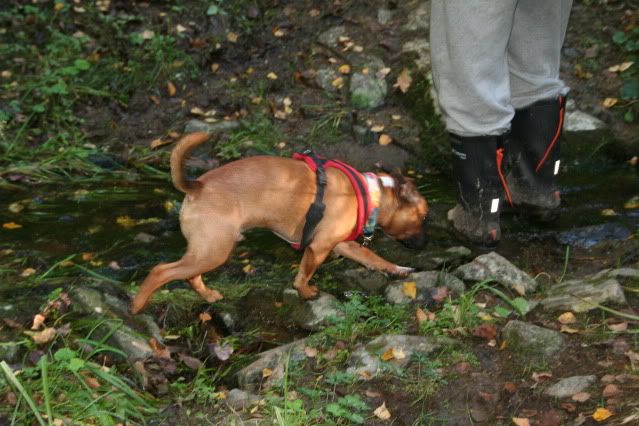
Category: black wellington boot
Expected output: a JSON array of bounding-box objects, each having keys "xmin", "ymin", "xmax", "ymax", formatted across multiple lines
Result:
[
  {"xmin": 447, "ymin": 134, "xmax": 505, "ymax": 247},
  {"xmin": 506, "ymin": 96, "xmax": 566, "ymax": 221}
]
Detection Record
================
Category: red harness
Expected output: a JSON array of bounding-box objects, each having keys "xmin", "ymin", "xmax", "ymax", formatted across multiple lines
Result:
[{"xmin": 292, "ymin": 153, "xmax": 374, "ymax": 248}]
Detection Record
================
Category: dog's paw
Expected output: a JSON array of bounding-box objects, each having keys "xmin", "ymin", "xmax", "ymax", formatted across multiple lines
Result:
[
  {"xmin": 296, "ymin": 285, "xmax": 320, "ymax": 300},
  {"xmin": 391, "ymin": 266, "xmax": 415, "ymax": 277},
  {"xmin": 203, "ymin": 289, "xmax": 224, "ymax": 303}
]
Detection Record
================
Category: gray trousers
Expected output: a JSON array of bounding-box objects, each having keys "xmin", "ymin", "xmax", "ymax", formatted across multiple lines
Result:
[{"xmin": 430, "ymin": 0, "xmax": 573, "ymax": 136}]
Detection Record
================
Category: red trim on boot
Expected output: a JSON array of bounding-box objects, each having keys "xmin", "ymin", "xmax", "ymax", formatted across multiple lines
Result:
[
  {"xmin": 496, "ymin": 148, "xmax": 513, "ymax": 207},
  {"xmin": 535, "ymin": 96, "xmax": 565, "ymax": 172}
]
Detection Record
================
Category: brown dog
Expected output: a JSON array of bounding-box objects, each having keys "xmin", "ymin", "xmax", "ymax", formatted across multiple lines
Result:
[{"xmin": 130, "ymin": 132, "xmax": 429, "ymax": 314}]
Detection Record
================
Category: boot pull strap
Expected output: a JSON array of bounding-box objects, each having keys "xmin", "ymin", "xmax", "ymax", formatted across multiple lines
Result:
[
  {"xmin": 496, "ymin": 147, "xmax": 513, "ymax": 207},
  {"xmin": 535, "ymin": 96, "xmax": 565, "ymax": 172}
]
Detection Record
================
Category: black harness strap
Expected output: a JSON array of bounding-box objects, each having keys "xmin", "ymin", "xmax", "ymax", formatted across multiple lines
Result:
[{"xmin": 300, "ymin": 151, "xmax": 327, "ymax": 250}]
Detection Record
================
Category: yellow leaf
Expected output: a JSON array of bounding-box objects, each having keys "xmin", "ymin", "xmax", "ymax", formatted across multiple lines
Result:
[
  {"xmin": 211, "ymin": 63, "xmax": 220, "ymax": 73},
  {"xmin": 512, "ymin": 418, "xmax": 530, "ymax": 426},
  {"xmin": 557, "ymin": 312, "xmax": 577, "ymax": 324},
  {"xmin": 392, "ymin": 347, "xmax": 406, "ymax": 360},
  {"xmin": 262, "ymin": 368, "xmax": 273, "ymax": 378},
  {"xmin": 267, "ymin": 72, "xmax": 278, "ymax": 80},
  {"xmin": 273, "ymin": 28, "xmax": 285, "ymax": 37},
  {"xmin": 2, "ymin": 222, "xmax": 22, "ymax": 230},
  {"xmin": 8, "ymin": 202, "xmax": 24, "ymax": 213},
  {"xmin": 338, "ymin": 64, "xmax": 351, "ymax": 74},
  {"xmin": 374, "ymin": 402, "xmax": 391, "ymax": 420},
  {"xmin": 371, "ymin": 124, "xmax": 385, "ymax": 133},
  {"xmin": 20, "ymin": 267, "xmax": 36, "ymax": 278},
  {"xmin": 54, "ymin": 3, "xmax": 65, "ymax": 11},
  {"xmin": 560, "ymin": 325, "xmax": 580, "ymax": 334},
  {"xmin": 167, "ymin": 81, "xmax": 176, "ymax": 96},
  {"xmin": 592, "ymin": 408, "xmax": 613, "ymax": 422},
  {"xmin": 602, "ymin": 97, "xmax": 618, "ymax": 108},
  {"xmin": 331, "ymin": 77, "xmax": 344, "ymax": 89},
  {"xmin": 402, "ymin": 281, "xmax": 416, "ymax": 299},
  {"xmin": 381, "ymin": 348, "xmax": 395, "ymax": 361},
  {"xmin": 199, "ymin": 312, "xmax": 212, "ymax": 322},
  {"xmin": 624, "ymin": 196, "xmax": 639, "ymax": 209},
  {"xmin": 226, "ymin": 32, "xmax": 238, "ymax": 43},
  {"xmin": 391, "ymin": 114, "xmax": 401, "ymax": 121},
  {"xmin": 394, "ymin": 68, "xmax": 412, "ymax": 93},
  {"xmin": 619, "ymin": 61, "xmax": 634, "ymax": 72},
  {"xmin": 601, "ymin": 208, "xmax": 617, "ymax": 216},
  {"xmin": 116, "ymin": 216, "xmax": 136, "ymax": 228},
  {"xmin": 30, "ymin": 327, "xmax": 56, "ymax": 345},
  {"xmin": 378, "ymin": 134, "xmax": 392, "ymax": 146},
  {"xmin": 242, "ymin": 264, "xmax": 255, "ymax": 274},
  {"xmin": 150, "ymin": 138, "xmax": 171, "ymax": 149}
]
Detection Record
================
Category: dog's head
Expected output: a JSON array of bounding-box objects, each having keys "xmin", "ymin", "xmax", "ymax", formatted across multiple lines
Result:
[{"xmin": 378, "ymin": 172, "xmax": 429, "ymax": 249}]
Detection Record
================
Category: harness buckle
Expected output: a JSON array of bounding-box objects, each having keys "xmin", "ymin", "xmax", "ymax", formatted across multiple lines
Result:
[{"xmin": 361, "ymin": 234, "xmax": 373, "ymax": 247}]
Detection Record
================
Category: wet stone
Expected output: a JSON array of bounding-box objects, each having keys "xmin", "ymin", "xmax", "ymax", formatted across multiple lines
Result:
[
  {"xmin": 184, "ymin": 119, "xmax": 241, "ymax": 135},
  {"xmin": 556, "ymin": 223, "xmax": 631, "ymax": 249},
  {"xmin": 346, "ymin": 334, "xmax": 451, "ymax": 378},
  {"xmin": 563, "ymin": 110, "xmax": 606, "ymax": 132},
  {"xmin": 0, "ymin": 341, "xmax": 21, "ymax": 364},
  {"xmin": 501, "ymin": 320, "xmax": 564, "ymax": 360},
  {"xmin": 226, "ymin": 388, "xmax": 262, "ymax": 410},
  {"xmin": 540, "ymin": 278, "xmax": 627, "ymax": 313},
  {"xmin": 282, "ymin": 289, "xmax": 343, "ymax": 331},
  {"xmin": 338, "ymin": 268, "xmax": 389, "ymax": 294},
  {"xmin": 317, "ymin": 25, "xmax": 347, "ymax": 48},
  {"xmin": 350, "ymin": 73, "xmax": 387, "ymax": 110},
  {"xmin": 315, "ymin": 67, "xmax": 339, "ymax": 93},
  {"xmin": 455, "ymin": 252, "xmax": 537, "ymax": 295},
  {"xmin": 545, "ymin": 375, "xmax": 597, "ymax": 398},
  {"xmin": 236, "ymin": 339, "xmax": 307, "ymax": 391},
  {"xmin": 385, "ymin": 271, "xmax": 465, "ymax": 305}
]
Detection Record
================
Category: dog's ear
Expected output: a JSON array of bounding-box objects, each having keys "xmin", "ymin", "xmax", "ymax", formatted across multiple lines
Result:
[
  {"xmin": 398, "ymin": 177, "xmax": 421, "ymax": 203},
  {"xmin": 390, "ymin": 168, "xmax": 405, "ymax": 185}
]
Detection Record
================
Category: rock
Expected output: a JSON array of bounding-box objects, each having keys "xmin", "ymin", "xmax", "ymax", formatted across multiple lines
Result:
[
  {"xmin": 427, "ymin": 246, "xmax": 473, "ymax": 270},
  {"xmin": 226, "ymin": 388, "xmax": 262, "ymax": 410},
  {"xmin": 385, "ymin": 271, "xmax": 465, "ymax": 305},
  {"xmin": 347, "ymin": 334, "xmax": 450, "ymax": 378},
  {"xmin": 545, "ymin": 375, "xmax": 597, "ymax": 398},
  {"xmin": 401, "ymin": 38, "xmax": 431, "ymax": 70},
  {"xmin": 556, "ymin": 223, "xmax": 631, "ymax": 249},
  {"xmin": 501, "ymin": 320, "xmax": 564, "ymax": 359},
  {"xmin": 236, "ymin": 339, "xmax": 307, "ymax": 391},
  {"xmin": 540, "ymin": 278, "xmax": 626, "ymax": 313},
  {"xmin": 134, "ymin": 232, "xmax": 156, "ymax": 243},
  {"xmin": 184, "ymin": 119, "xmax": 241, "ymax": 135},
  {"xmin": 402, "ymin": 2, "xmax": 430, "ymax": 32},
  {"xmin": 315, "ymin": 67, "xmax": 339, "ymax": 92},
  {"xmin": 338, "ymin": 268, "xmax": 389, "ymax": 293},
  {"xmin": 597, "ymin": 267, "xmax": 639, "ymax": 285},
  {"xmin": 454, "ymin": 252, "xmax": 537, "ymax": 294},
  {"xmin": 317, "ymin": 26, "xmax": 347, "ymax": 48},
  {"xmin": 350, "ymin": 73, "xmax": 387, "ymax": 109},
  {"xmin": 377, "ymin": 8, "xmax": 393, "ymax": 25},
  {"xmin": 282, "ymin": 289, "xmax": 343, "ymax": 331},
  {"xmin": 348, "ymin": 54, "xmax": 386, "ymax": 74},
  {"xmin": 564, "ymin": 110, "xmax": 606, "ymax": 132},
  {"xmin": 69, "ymin": 286, "xmax": 158, "ymax": 360},
  {"xmin": 0, "ymin": 341, "xmax": 21, "ymax": 363}
]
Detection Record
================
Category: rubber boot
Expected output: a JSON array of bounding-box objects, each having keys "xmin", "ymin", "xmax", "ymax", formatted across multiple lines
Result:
[
  {"xmin": 447, "ymin": 134, "xmax": 504, "ymax": 247},
  {"xmin": 506, "ymin": 96, "xmax": 566, "ymax": 221}
]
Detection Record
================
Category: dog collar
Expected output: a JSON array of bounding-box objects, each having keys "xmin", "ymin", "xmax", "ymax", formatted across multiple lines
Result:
[{"xmin": 362, "ymin": 172, "xmax": 381, "ymax": 242}]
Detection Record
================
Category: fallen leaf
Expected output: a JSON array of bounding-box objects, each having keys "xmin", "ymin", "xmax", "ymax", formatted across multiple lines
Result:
[
  {"xmin": 116, "ymin": 216, "xmax": 136, "ymax": 228},
  {"xmin": 602, "ymin": 384, "xmax": 621, "ymax": 398},
  {"xmin": 455, "ymin": 362, "xmax": 471, "ymax": 374},
  {"xmin": 431, "ymin": 286, "xmax": 449, "ymax": 303},
  {"xmin": 557, "ymin": 312, "xmax": 577, "ymax": 324},
  {"xmin": 353, "ymin": 45, "xmax": 364, "ymax": 53},
  {"xmin": 572, "ymin": 392, "xmax": 591, "ymax": 402},
  {"xmin": 31, "ymin": 327, "xmax": 56, "ymax": 344},
  {"xmin": 149, "ymin": 338, "xmax": 171, "ymax": 359},
  {"xmin": 471, "ymin": 323, "xmax": 497, "ymax": 341},
  {"xmin": 331, "ymin": 76, "xmax": 344, "ymax": 88},
  {"xmin": 392, "ymin": 347, "xmax": 406, "ymax": 360},
  {"xmin": 394, "ymin": 68, "xmax": 412, "ymax": 93},
  {"xmin": 304, "ymin": 347, "xmax": 318, "ymax": 358},
  {"xmin": 415, "ymin": 307, "xmax": 430, "ymax": 324},
  {"xmin": 338, "ymin": 64, "xmax": 351, "ymax": 74},
  {"xmin": 560, "ymin": 325, "xmax": 580, "ymax": 334},
  {"xmin": 504, "ymin": 382, "xmax": 517, "ymax": 393},
  {"xmin": 140, "ymin": 30, "xmax": 155, "ymax": 40},
  {"xmin": 381, "ymin": 348, "xmax": 395, "ymax": 361},
  {"xmin": 402, "ymin": 281, "xmax": 417, "ymax": 299},
  {"xmin": 262, "ymin": 368, "xmax": 273, "ymax": 378},
  {"xmin": 592, "ymin": 407, "xmax": 613, "ymax": 422},
  {"xmin": 31, "ymin": 314, "xmax": 45, "ymax": 330},
  {"xmin": 374, "ymin": 402, "xmax": 391, "ymax": 420},
  {"xmin": 21, "ymin": 268, "xmax": 36, "ymax": 278},
  {"xmin": 150, "ymin": 138, "xmax": 172, "ymax": 149},
  {"xmin": 378, "ymin": 134, "xmax": 392, "ymax": 146},
  {"xmin": 179, "ymin": 353, "xmax": 203, "ymax": 370},
  {"xmin": 227, "ymin": 32, "xmax": 238, "ymax": 43},
  {"xmin": 512, "ymin": 418, "xmax": 530, "ymax": 426},
  {"xmin": 376, "ymin": 67, "xmax": 391, "ymax": 79},
  {"xmin": 267, "ymin": 72, "xmax": 278, "ymax": 80},
  {"xmin": 167, "ymin": 81, "xmax": 176, "ymax": 96},
  {"xmin": 8, "ymin": 202, "xmax": 23, "ymax": 213},
  {"xmin": 607, "ymin": 322, "xmax": 628, "ymax": 332},
  {"xmin": 601, "ymin": 208, "xmax": 617, "ymax": 216},
  {"xmin": 199, "ymin": 312, "xmax": 212, "ymax": 322},
  {"xmin": 211, "ymin": 63, "xmax": 220, "ymax": 73},
  {"xmin": 366, "ymin": 389, "xmax": 382, "ymax": 398},
  {"xmin": 3, "ymin": 222, "xmax": 22, "ymax": 230},
  {"xmin": 625, "ymin": 350, "xmax": 639, "ymax": 363},
  {"xmin": 370, "ymin": 124, "xmax": 384, "ymax": 132},
  {"xmin": 608, "ymin": 62, "xmax": 634, "ymax": 73},
  {"xmin": 84, "ymin": 376, "xmax": 100, "ymax": 389},
  {"xmin": 532, "ymin": 372, "xmax": 553, "ymax": 383},
  {"xmin": 273, "ymin": 28, "xmax": 285, "ymax": 37},
  {"xmin": 309, "ymin": 9, "xmax": 320, "ymax": 17},
  {"xmin": 560, "ymin": 402, "xmax": 576, "ymax": 413},
  {"xmin": 602, "ymin": 98, "xmax": 618, "ymax": 108}
]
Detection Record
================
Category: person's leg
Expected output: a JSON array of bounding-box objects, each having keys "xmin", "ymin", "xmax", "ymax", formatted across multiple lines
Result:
[
  {"xmin": 506, "ymin": 0, "xmax": 573, "ymax": 220},
  {"xmin": 430, "ymin": 0, "xmax": 516, "ymax": 245}
]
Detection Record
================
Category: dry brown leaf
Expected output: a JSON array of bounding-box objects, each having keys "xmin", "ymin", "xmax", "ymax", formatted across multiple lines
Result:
[
  {"xmin": 378, "ymin": 134, "xmax": 392, "ymax": 146},
  {"xmin": 353, "ymin": 45, "xmax": 364, "ymax": 53},
  {"xmin": 607, "ymin": 322, "xmax": 628, "ymax": 332},
  {"xmin": 374, "ymin": 402, "xmax": 391, "ymax": 420},
  {"xmin": 304, "ymin": 347, "xmax": 318, "ymax": 358},
  {"xmin": 602, "ymin": 384, "xmax": 621, "ymax": 398},
  {"xmin": 21, "ymin": 268, "xmax": 36, "ymax": 278},
  {"xmin": 167, "ymin": 81, "xmax": 176, "ymax": 96},
  {"xmin": 211, "ymin": 63, "xmax": 220, "ymax": 73},
  {"xmin": 150, "ymin": 138, "xmax": 171, "ymax": 149},
  {"xmin": 602, "ymin": 98, "xmax": 618, "ymax": 108},
  {"xmin": 572, "ymin": 392, "xmax": 591, "ymax": 402},
  {"xmin": 608, "ymin": 62, "xmax": 634, "ymax": 73},
  {"xmin": 199, "ymin": 312, "xmax": 212, "ymax": 323},
  {"xmin": 560, "ymin": 325, "xmax": 579, "ymax": 334},
  {"xmin": 415, "ymin": 307, "xmax": 429, "ymax": 324},
  {"xmin": 140, "ymin": 30, "xmax": 155, "ymax": 40},
  {"xmin": 557, "ymin": 312, "xmax": 577, "ymax": 324},
  {"xmin": 512, "ymin": 417, "xmax": 531, "ymax": 426},
  {"xmin": 376, "ymin": 67, "xmax": 391, "ymax": 79},
  {"xmin": 532, "ymin": 372, "xmax": 553, "ymax": 383},
  {"xmin": 370, "ymin": 124, "xmax": 384, "ymax": 133},
  {"xmin": 31, "ymin": 314, "xmax": 45, "ymax": 330},
  {"xmin": 402, "ymin": 281, "xmax": 417, "ymax": 299},
  {"xmin": 592, "ymin": 407, "xmax": 613, "ymax": 422},
  {"xmin": 394, "ymin": 68, "xmax": 412, "ymax": 93},
  {"xmin": 31, "ymin": 327, "xmax": 56, "ymax": 344},
  {"xmin": 84, "ymin": 376, "xmax": 100, "ymax": 389},
  {"xmin": 366, "ymin": 389, "xmax": 382, "ymax": 398},
  {"xmin": 227, "ymin": 32, "xmax": 238, "ymax": 43}
]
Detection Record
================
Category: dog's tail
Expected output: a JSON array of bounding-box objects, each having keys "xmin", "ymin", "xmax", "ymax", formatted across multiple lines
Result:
[{"xmin": 170, "ymin": 132, "xmax": 209, "ymax": 193}]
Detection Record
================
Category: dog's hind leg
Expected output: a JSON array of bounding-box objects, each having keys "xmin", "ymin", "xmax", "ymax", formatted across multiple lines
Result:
[{"xmin": 130, "ymin": 230, "xmax": 236, "ymax": 314}]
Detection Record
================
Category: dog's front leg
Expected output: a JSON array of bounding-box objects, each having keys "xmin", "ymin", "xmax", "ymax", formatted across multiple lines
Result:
[
  {"xmin": 333, "ymin": 241, "xmax": 414, "ymax": 276},
  {"xmin": 293, "ymin": 243, "xmax": 334, "ymax": 299}
]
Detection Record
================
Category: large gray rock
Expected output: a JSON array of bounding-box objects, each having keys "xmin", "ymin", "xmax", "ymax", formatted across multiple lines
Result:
[
  {"xmin": 317, "ymin": 26, "xmax": 347, "ymax": 48},
  {"xmin": 226, "ymin": 388, "xmax": 262, "ymax": 410},
  {"xmin": 540, "ymin": 278, "xmax": 627, "ymax": 313},
  {"xmin": 556, "ymin": 223, "xmax": 632, "ymax": 249},
  {"xmin": 501, "ymin": 320, "xmax": 564, "ymax": 360},
  {"xmin": 347, "ymin": 334, "xmax": 450, "ymax": 378},
  {"xmin": 69, "ymin": 286, "xmax": 159, "ymax": 360},
  {"xmin": 184, "ymin": 119, "xmax": 241, "ymax": 134},
  {"xmin": 385, "ymin": 271, "xmax": 465, "ymax": 305},
  {"xmin": 282, "ymin": 289, "xmax": 343, "ymax": 331},
  {"xmin": 455, "ymin": 252, "xmax": 537, "ymax": 295},
  {"xmin": 338, "ymin": 268, "xmax": 389, "ymax": 294},
  {"xmin": 236, "ymin": 339, "xmax": 307, "ymax": 391},
  {"xmin": 564, "ymin": 110, "xmax": 606, "ymax": 132},
  {"xmin": 350, "ymin": 73, "xmax": 387, "ymax": 109},
  {"xmin": 591, "ymin": 267, "xmax": 639, "ymax": 285},
  {"xmin": 545, "ymin": 375, "xmax": 597, "ymax": 398}
]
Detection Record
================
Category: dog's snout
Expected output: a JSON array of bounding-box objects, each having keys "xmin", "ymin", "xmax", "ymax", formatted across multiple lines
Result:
[{"xmin": 401, "ymin": 231, "xmax": 428, "ymax": 250}]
